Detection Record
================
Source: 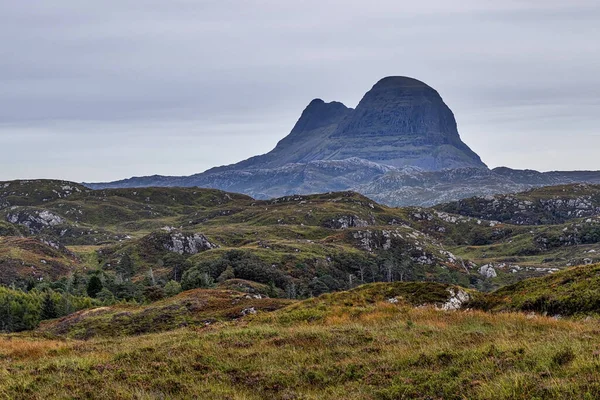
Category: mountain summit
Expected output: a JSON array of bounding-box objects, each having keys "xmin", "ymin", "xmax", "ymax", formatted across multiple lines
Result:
[
  {"xmin": 326, "ymin": 77, "xmax": 486, "ymax": 169},
  {"xmin": 212, "ymin": 76, "xmax": 486, "ymax": 172}
]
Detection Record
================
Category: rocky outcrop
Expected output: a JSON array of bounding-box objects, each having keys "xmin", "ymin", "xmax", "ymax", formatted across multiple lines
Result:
[
  {"xmin": 143, "ymin": 230, "xmax": 219, "ymax": 255},
  {"xmin": 440, "ymin": 287, "xmax": 470, "ymax": 311},
  {"xmin": 6, "ymin": 210, "xmax": 64, "ymax": 234},
  {"xmin": 165, "ymin": 232, "xmax": 218, "ymax": 255},
  {"xmin": 437, "ymin": 184, "xmax": 600, "ymax": 225},
  {"xmin": 479, "ymin": 264, "xmax": 497, "ymax": 279},
  {"xmin": 323, "ymin": 215, "xmax": 370, "ymax": 230}
]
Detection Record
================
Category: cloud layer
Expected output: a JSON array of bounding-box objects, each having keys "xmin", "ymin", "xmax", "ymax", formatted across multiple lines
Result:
[{"xmin": 1, "ymin": 1, "xmax": 599, "ymax": 181}]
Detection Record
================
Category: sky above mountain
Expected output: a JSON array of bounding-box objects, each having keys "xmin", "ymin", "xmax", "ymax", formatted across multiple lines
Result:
[{"xmin": 1, "ymin": 1, "xmax": 599, "ymax": 181}]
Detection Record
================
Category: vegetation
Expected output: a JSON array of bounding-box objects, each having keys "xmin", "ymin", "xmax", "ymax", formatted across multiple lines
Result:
[
  {"xmin": 0, "ymin": 286, "xmax": 98, "ymax": 332},
  {"xmin": 5, "ymin": 180, "xmax": 600, "ymax": 397},
  {"xmin": 469, "ymin": 263, "xmax": 600, "ymax": 316},
  {"xmin": 3, "ymin": 280, "xmax": 600, "ymax": 399}
]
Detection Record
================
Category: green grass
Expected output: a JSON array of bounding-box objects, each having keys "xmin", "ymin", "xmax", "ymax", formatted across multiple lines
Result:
[
  {"xmin": 39, "ymin": 287, "xmax": 293, "ymax": 339},
  {"xmin": 471, "ymin": 263, "xmax": 600, "ymax": 316},
  {"xmin": 4, "ymin": 281, "xmax": 600, "ymax": 399}
]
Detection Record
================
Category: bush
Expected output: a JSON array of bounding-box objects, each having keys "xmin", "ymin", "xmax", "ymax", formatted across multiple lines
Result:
[
  {"xmin": 182, "ymin": 270, "xmax": 215, "ymax": 290},
  {"xmin": 164, "ymin": 280, "xmax": 182, "ymax": 297},
  {"xmin": 217, "ymin": 266, "xmax": 235, "ymax": 282},
  {"xmin": 144, "ymin": 286, "xmax": 165, "ymax": 302}
]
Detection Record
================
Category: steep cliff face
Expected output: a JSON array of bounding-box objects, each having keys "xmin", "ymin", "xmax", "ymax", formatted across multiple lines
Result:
[
  {"xmin": 250, "ymin": 98, "xmax": 352, "ymax": 168},
  {"xmin": 209, "ymin": 76, "xmax": 486, "ymax": 171},
  {"xmin": 321, "ymin": 76, "xmax": 486, "ymax": 169}
]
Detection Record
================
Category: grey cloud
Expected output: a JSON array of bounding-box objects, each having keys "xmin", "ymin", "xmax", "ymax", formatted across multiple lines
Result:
[{"xmin": 0, "ymin": 1, "xmax": 598, "ymax": 181}]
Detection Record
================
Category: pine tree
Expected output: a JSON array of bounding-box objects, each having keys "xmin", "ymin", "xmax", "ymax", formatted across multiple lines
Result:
[
  {"xmin": 96, "ymin": 288, "xmax": 116, "ymax": 304},
  {"xmin": 40, "ymin": 293, "xmax": 58, "ymax": 320},
  {"xmin": 267, "ymin": 281, "xmax": 277, "ymax": 298},
  {"xmin": 118, "ymin": 253, "xmax": 135, "ymax": 280},
  {"xmin": 86, "ymin": 276, "xmax": 103, "ymax": 298}
]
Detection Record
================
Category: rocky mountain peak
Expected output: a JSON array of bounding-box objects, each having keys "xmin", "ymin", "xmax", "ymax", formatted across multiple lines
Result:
[
  {"xmin": 289, "ymin": 98, "xmax": 350, "ymax": 136},
  {"xmin": 372, "ymin": 75, "xmax": 431, "ymax": 89},
  {"xmin": 321, "ymin": 76, "xmax": 487, "ymax": 170}
]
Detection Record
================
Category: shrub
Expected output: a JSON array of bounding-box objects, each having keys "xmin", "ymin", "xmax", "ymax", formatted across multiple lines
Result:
[{"xmin": 164, "ymin": 280, "xmax": 182, "ymax": 297}]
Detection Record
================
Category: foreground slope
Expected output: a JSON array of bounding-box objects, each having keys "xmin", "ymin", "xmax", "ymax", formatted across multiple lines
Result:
[
  {"xmin": 39, "ymin": 288, "xmax": 292, "ymax": 339},
  {"xmin": 3, "ymin": 278, "xmax": 600, "ymax": 399}
]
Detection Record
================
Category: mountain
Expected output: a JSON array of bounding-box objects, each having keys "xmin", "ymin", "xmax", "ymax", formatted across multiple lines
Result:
[{"xmin": 86, "ymin": 76, "xmax": 600, "ymax": 206}]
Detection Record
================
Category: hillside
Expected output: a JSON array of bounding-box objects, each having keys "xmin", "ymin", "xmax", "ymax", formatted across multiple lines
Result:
[
  {"xmin": 0, "ymin": 180, "xmax": 479, "ymax": 294},
  {"xmin": 437, "ymin": 184, "xmax": 600, "ymax": 225},
  {"xmin": 471, "ymin": 263, "xmax": 600, "ymax": 315},
  {"xmin": 4, "ymin": 276, "xmax": 600, "ymax": 399},
  {"xmin": 39, "ymin": 288, "xmax": 292, "ymax": 339},
  {"xmin": 4, "ymin": 180, "xmax": 600, "ymax": 305}
]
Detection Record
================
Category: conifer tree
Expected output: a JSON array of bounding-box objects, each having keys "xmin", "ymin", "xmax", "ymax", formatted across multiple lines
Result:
[
  {"xmin": 87, "ymin": 275, "xmax": 103, "ymax": 298},
  {"xmin": 40, "ymin": 293, "xmax": 58, "ymax": 320},
  {"xmin": 118, "ymin": 253, "xmax": 135, "ymax": 280}
]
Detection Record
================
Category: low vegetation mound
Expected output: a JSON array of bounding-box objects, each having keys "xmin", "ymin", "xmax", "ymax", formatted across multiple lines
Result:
[
  {"xmin": 39, "ymin": 288, "xmax": 293, "ymax": 339},
  {"xmin": 470, "ymin": 263, "xmax": 600, "ymax": 316},
  {"xmin": 0, "ymin": 237, "xmax": 78, "ymax": 285}
]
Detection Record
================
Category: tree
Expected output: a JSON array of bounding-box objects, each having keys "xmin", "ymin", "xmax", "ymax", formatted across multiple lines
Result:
[
  {"xmin": 384, "ymin": 259, "xmax": 395, "ymax": 282},
  {"xmin": 40, "ymin": 293, "xmax": 58, "ymax": 320},
  {"xmin": 86, "ymin": 276, "xmax": 103, "ymax": 298},
  {"xmin": 96, "ymin": 288, "xmax": 116, "ymax": 304},
  {"xmin": 285, "ymin": 282, "xmax": 297, "ymax": 299},
  {"xmin": 217, "ymin": 265, "xmax": 235, "ymax": 282},
  {"xmin": 143, "ymin": 286, "xmax": 165, "ymax": 302},
  {"xmin": 118, "ymin": 253, "xmax": 135, "ymax": 280},
  {"xmin": 308, "ymin": 278, "xmax": 329, "ymax": 296},
  {"xmin": 267, "ymin": 281, "xmax": 278, "ymax": 298},
  {"xmin": 164, "ymin": 280, "xmax": 182, "ymax": 297},
  {"xmin": 181, "ymin": 269, "xmax": 214, "ymax": 290},
  {"xmin": 112, "ymin": 281, "xmax": 141, "ymax": 301},
  {"xmin": 147, "ymin": 268, "xmax": 156, "ymax": 286}
]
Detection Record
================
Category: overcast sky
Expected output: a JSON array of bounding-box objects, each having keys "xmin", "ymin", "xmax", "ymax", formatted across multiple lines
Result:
[{"xmin": 1, "ymin": 1, "xmax": 599, "ymax": 182}]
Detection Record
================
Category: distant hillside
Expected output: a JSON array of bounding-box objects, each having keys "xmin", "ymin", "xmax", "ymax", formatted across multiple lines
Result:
[
  {"xmin": 4, "ymin": 179, "xmax": 600, "ymax": 300},
  {"xmin": 437, "ymin": 184, "xmax": 600, "ymax": 225}
]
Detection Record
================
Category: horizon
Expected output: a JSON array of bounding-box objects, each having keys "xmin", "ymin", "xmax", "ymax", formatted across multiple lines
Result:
[{"xmin": 1, "ymin": 1, "xmax": 599, "ymax": 182}]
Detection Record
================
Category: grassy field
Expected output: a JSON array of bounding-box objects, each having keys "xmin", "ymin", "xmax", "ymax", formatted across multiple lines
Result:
[{"xmin": 2, "ymin": 280, "xmax": 600, "ymax": 399}]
